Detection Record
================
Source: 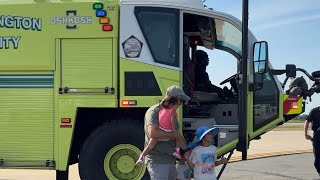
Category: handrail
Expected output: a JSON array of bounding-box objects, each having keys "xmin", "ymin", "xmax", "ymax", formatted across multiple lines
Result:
[
  {"xmin": 296, "ymin": 68, "xmax": 316, "ymax": 81},
  {"xmin": 59, "ymin": 87, "xmax": 114, "ymax": 94}
]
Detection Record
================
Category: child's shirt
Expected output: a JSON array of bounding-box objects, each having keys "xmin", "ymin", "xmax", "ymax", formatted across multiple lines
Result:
[
  {"xmin": 158, "ymin": 108, "xmax": 177, "ymax": 130},
  {"xmin": 189, "ymin": 145, "xmax": 217, "ymax": 180},
  {"xmin": 176, "ymin": 163, "xmax": 192, "ymax": 180}
]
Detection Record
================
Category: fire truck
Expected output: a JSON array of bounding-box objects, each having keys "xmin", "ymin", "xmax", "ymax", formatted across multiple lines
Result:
[{"xmin": 0, "ymin": 0, "xmax": 319, "ymax": 179}]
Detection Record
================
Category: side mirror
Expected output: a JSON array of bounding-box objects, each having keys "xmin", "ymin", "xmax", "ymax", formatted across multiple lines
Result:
[
  {"xmin": 253, "ymin": 41, "xmax": 268, "ymax": 74},
  {"xmin": 286, "ymin": 64, "xmax": 296, "ymax": 78},
  {"xmin": 251, "ymin": 41, "xmax": 269, "ymax": 90}
]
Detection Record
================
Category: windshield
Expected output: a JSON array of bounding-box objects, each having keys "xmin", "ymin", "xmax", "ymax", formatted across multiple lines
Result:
[{"xmin": 214, "ymin": 19, "xmax": 242, "ymax": 55}]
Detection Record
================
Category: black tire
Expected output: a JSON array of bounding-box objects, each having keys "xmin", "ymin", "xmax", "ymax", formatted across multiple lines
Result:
[
  {"xmin": 78, "ymin": 120, "xmax": 150, "ymax": 180},
  {"xmin": 56, "ymin": 170, "xmax": 69, "ymax": 180}
]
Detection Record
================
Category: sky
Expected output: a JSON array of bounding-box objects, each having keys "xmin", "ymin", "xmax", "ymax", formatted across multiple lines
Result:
[{"xmin": 203, "ymin": 0, "xmax": 320, "ymax": 114}]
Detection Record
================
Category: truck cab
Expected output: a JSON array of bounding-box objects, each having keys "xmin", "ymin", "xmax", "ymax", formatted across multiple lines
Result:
[{"xmin": 120, "ymin": 0, "xmax": 281, "ymax": 156}]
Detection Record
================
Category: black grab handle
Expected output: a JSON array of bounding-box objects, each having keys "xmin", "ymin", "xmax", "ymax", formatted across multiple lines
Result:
[{"xmin": 217, "ymin": 150, "xmax": 234, "ymax": 180}]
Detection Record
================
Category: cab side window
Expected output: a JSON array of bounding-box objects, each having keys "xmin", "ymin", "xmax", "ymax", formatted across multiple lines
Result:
[
  {"xmin": 135, "ymin": 7, "xmax": 180, "ymax": 67},
  {"xmin": 253, "ymin": 71, "xmax": 279, "ymax": 131}
]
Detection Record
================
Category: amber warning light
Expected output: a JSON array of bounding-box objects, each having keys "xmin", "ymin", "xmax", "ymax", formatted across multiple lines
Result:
[
  {"xmin": 291, "ymin": 102, "xmax": 298, "ymax": 109},
  {"xmin": 122, "ymin": 100, "xmax": 137, "ymax": 106},
  {"xmin": 61, "ymin": 118, "xmax": 71, "ymax": 123},
  {"xmin": 99, "ymin": 17, "xmax": 110, "ymax": 24}
]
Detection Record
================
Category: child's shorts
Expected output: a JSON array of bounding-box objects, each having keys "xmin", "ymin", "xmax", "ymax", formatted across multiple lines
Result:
[{"xmin": 159, "ymin": 127, "xmax": 173, "ymax": 141}]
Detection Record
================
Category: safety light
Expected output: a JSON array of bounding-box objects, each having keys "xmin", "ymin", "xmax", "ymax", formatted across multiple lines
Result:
[
  {"xmin": 291, "ymin": 102, "xmax": 298, "ymax": 109},
  {"xmin": 194, "ymin": 40, "xmax": 198, "ymax": 45},
  {"xmin": 122, "ymin": 100, "xmax": 137, "ymax": 106},
  {"xmin": 93, "ymin": 3, "xmax": 104, "ymax": 10},
  {"xmin": 96, "ymin": 10, "xmax": 107, "ymax": 17},
  {"xmin": 99, "ymin": 17, "xmax": 110, "ymax": 24},
  {"xmin": 61, "ymin": 118, "xmax": 71, "ymax": 123},
  {"xmin": 102, "ymin": 24, "xmax": 113, "ymax": 31}
]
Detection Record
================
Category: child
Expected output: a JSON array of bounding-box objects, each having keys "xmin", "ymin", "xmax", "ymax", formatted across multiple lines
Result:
[
  {"xmin": 176, "ymin": 159, "xmax": 192, "ymax": 180},
  {"xmin": 184, "ymin": 126, "xmax": 227, "ymax": 180},
  {"xmin": 136, "ymin": 96, "xmax": 183, "ymax": 166}
]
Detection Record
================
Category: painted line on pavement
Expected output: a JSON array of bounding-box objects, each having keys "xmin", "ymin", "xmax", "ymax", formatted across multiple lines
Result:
[{"xmin": 229, "ymin": 149, "xmax": 313, "ymax": 162}]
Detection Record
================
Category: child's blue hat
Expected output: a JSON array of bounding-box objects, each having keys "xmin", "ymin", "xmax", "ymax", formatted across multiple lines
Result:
[
  {"xmin": 195, "ymin": 126, "xmax": 218, "ymax": 142},
  {"xmin": 187, "ymin": 126, "xmax": 218, "ymax": 149}
]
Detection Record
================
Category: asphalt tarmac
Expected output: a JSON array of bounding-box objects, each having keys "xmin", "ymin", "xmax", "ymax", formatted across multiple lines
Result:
[
  {"xmin": 216, "ymin": 153, "xmax": 319, "ymax": 180},
  {"xmin": 0, "ymin": 131, "xmax": 314, "ymax": 180}
]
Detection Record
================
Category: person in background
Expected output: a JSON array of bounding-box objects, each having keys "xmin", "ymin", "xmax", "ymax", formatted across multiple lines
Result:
[
  {"xmin": 305, "ymin": 106, "xmax": 320, "ymax": 177},
  {"xmin": 194, "ymin": 50, "xmax": 225, "ymax": 98},
  {"xmin": 176, "ymin": 158, "xmax": 192, "ymax": 180}
]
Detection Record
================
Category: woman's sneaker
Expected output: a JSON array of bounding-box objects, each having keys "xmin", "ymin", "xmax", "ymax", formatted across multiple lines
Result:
[
  {"xmin": 135, "ymin": 155, "xmax": 144, "ymax": 166},
  {"xmin": 172, "ymin": 149, "xmax": 182, "ymax": 159}
]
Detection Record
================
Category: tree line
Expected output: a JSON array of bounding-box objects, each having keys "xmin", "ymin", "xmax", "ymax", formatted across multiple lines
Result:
[{"xmin": 291, "ymin": 114, "xmax": 308, "ymax": 121}]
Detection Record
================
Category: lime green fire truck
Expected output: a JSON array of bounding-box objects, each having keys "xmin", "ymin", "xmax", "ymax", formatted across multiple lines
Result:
[{"xmin": 1, "ymin": 0, "xmax": 319, "ymax": 179}]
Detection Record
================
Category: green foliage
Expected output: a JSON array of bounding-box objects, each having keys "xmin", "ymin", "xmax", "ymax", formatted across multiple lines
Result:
[
  {"xmin": 294, "ymin": 114, "xmax": 308, "ymax": 120},
  {"xmin": 288, "ymin": 114, "xmax": 308, "ymax": 123}
]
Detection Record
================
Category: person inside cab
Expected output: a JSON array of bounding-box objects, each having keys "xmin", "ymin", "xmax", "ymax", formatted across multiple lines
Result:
[{"xmin": 194, "ymin": 50, "xmax": 225, "ymax": 98}]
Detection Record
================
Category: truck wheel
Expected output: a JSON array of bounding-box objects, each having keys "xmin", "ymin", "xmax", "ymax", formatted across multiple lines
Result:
[
  {"xmin": 56, "ymin": 169, "xmax": 68, "ymax": 180},
  {"xmin": 78, "ymin": 120, "xmax": 149, "ymax": 180}
]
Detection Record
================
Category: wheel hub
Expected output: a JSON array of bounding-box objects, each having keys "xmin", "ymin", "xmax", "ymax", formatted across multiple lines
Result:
[
  {"xmin": 117, "ymin": 155, "xmax": 135, "ymax": 173},
  {"xmin": 104, "ymin": 144, "xmax": 146, "ymax": 180}
]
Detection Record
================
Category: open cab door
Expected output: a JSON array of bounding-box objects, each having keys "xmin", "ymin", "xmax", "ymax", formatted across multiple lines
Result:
[
  {"xmin": 250, "ymin": 41, "xmax": 283, "ymax": 139},
  {"xmin": 180, "ymin": 10, "xmax": 244, "ymax": 156}
]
